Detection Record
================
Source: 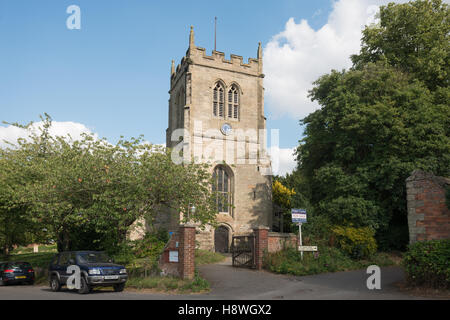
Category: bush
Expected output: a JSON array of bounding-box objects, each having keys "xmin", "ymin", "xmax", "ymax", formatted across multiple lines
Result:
[
  {"xmin": 403, "ymin": 239, "xmax": 450, "ymax": 289},
  {"xmin": 132, "ymin": 231, "xmax": 168, "ymax": 260},
  {"xmin": 263, "ymin": 246, "xmax": 393, "ymax": 276},
  {"xmin": 263, "ymin": 246, "xmax": 355, "ymax": 276},
  {"xmin": 332, "ymin": 226, "xmax": 377, "ymax": 259},
  {"xmin": 302, "ymin": 214, "xmax": 333, "ymax": 245}
]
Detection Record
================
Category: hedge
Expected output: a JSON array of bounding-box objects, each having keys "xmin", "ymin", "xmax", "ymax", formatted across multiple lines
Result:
[{"xmin": 403, "ymin": 239, "xmax": 450, "ymax": 289}]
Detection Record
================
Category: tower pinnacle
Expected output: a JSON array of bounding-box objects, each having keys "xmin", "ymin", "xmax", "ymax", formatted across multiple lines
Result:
[
  {"xmin": 257, "ymin": 42, "xmax": 262, "ymax": 60},
  {"xmin": 189, "ymin": 26, "xmax": 195, "ymax": 48}
]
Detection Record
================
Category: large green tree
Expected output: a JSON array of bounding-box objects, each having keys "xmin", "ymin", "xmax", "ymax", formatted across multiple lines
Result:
[
  {"xmin": 297, "ymin": 0, "xmax": 450, "ymax": 250},
  {"xmin": 1, "ymin": 115, "xmax": 217, "ymax": 253}
]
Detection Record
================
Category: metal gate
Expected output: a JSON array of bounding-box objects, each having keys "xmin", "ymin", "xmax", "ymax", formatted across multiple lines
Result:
[{"xmin": 231, "ymin": 235, "xmax": 255, "ymax": 269}]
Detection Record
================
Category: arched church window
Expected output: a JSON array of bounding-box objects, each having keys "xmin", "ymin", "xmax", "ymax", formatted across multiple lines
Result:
[
  {"xmin": 213, "ymin": 82, "xmax": 225, "ymax": 118},
  {"xmin": 228, "ymin": 85, "xmax": 239, "ymax": 119},
  {"xmin": 212, "ymin": 165, "xmax": 233, "ymax": 214},
  {"xmin": 177, "ymin": 90, "xmax": 185, "ymax": 128}
]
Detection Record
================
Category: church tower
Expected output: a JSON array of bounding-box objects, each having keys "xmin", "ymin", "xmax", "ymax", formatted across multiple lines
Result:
[{"xmin": 166, "ymin": 26, "xmax": 272, "ymax": 252}]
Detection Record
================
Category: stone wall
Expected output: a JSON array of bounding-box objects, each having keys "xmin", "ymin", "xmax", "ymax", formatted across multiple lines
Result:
[
  {"xmin": 268, "ymin": 232, "xmax": 298, "ymax": 253},
  {"xmin": 406, "ymin": 170, "xmax": 450, "ymax": 244},
  {"xmin": 162, "ymin": 27, "xmax": 273, "ymax": 251}
]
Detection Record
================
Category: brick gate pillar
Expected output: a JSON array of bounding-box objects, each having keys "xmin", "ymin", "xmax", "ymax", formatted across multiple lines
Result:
[
  {"xmin": 253, "ymin": 226, "xmax": 269, "ymax": 271},
  {"xmin": 178, "ymin": 224, "xmax": 196, "ymax": 280}
]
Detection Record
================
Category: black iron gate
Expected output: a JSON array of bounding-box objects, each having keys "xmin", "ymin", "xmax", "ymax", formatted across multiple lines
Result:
[{"xmin": 231, "ymin": 235, "xmax": 255, "ymax": 269}]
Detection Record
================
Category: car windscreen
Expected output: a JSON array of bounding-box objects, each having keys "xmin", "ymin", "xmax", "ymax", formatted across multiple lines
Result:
[
  {"xmin": 8, "ymin": 262, "xmax": 31, "ymax": 269},
  {"xmin": 76, "ymin": 252, "xmax": 112, "ymax": 264}
]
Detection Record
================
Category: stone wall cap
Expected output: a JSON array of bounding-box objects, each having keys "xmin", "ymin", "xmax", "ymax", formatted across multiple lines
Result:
[
  {"xmin": 253, "ymin": 226, "xmax": 270, "ymax": 230},
  {"xmin": 268, "ymin": 232, "xmax": 296, "ymax": 237},
  {"xmin": 406, "ymin": 170, "xmax": 450, "ymax": 186},
  {"xmin": 179, "ymin": 224, "xmax": 197, "ymax": 228}
]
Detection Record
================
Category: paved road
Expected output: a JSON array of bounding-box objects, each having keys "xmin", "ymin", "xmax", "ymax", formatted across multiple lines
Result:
[{"xmin": 0, "ymin": 258, "xmax": 426, "ymax": 300}]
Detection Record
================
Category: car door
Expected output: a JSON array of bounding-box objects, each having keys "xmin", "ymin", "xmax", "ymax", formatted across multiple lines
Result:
[{"xmin": 58, "ymin": 252, "xmax": 70, "ymax": 284}]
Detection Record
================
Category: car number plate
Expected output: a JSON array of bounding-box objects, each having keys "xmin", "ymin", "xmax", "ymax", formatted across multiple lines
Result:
[
  {"xmin": 15, "ymin": 276, "xmax": 26, "ymax": 279},
  {"xmin": 104, "ymin": 275, "xmax": 118, "ymax": 280}
]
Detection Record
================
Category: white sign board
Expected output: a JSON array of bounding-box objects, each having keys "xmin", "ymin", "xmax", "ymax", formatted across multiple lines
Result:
[
  {"xmin": 169, "ymin": 250, "xmax": 179, "ymax": 262},
  {"xmin": 298, "ymin": 246, "xmax": 318, "ymax": 252}
]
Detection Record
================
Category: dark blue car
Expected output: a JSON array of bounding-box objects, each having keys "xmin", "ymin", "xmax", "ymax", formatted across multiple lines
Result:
[
  {"xmin": 0, "ymin": 261, "xmax": 35, "ymax": 286},
  {"xmin": 48, "ymin": 251, "xmax": 128, "ymax": 294}
]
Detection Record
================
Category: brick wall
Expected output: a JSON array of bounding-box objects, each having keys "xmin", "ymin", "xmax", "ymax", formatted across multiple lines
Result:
[
  {"xmin": 178, "ymin": 225, "xmax": 196, "ymax": 280},
  {"xmin": 253, "ymin": 227, "xmax": 269, "ymax": 270},
  {"xmin": 406, "ymin": 170, "xmax": 450, "ymax": 244},
  {"xmin": 158, "ymin": 224, "xmax": 196, "ymax": 279},
  {"xmin": 268, "ymin": 232, "xmax": 298, "ymax": 253},
  {"xmin": 158, "ymin": 232, "xmax": 180, "ymax": 277}
]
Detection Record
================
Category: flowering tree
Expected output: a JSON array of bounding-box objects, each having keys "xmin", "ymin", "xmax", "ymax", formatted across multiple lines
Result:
[{"xmin": 0, "ymin": 115, "xmax": 217, "ymax": 252}]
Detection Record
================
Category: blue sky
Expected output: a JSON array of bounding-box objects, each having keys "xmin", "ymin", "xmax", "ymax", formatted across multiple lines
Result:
[{"xmin": 0, "ymin": 0, "xmax": 404, "ymax": 174}]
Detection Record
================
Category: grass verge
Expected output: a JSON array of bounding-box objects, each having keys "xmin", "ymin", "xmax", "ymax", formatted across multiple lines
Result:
[
  {"xmin": 264, "ymin": 246, "xmax": 397, "ymax": 277},
  {"xmin": 126, "ymin": 270, "xmax": 209, "ymax": 293},
  {"xmin": 195, "ymin": 249, "xmax": 226, "ymax": 266}
]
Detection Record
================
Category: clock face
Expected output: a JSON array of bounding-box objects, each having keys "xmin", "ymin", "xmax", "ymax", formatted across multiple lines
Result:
[{"xmin": 221, "ymin": 123, "xmax": 232, "ymax": 136}]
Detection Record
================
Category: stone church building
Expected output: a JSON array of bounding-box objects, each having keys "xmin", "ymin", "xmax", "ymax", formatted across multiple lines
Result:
[{"xmin": 156, "ymin": 27, "xmax": 273, "ymax": 252}]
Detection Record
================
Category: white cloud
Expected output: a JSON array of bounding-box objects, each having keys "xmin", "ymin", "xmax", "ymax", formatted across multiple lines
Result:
[
  {"xmin": 269, "ymin": 146, "xmax": 297, "ymax": 176},
  {"xmin": 264, "ymin": 0, "xmax": 409, "ymax": 120},
  {"xmin": 0, "ymin": 121, "xmax": 98, "ymax": 148}
]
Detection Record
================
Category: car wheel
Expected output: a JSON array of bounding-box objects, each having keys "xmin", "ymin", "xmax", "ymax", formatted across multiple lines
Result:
[
  {"xmin": 0, "ymin": 278, "xmax": 6, "ymax": 286},
  {"xmin": 113, "ymin": 283, "xmax": 125, "ymax": 292},
  {"xmin": 50, "ymin": 276, "xmax": 61, "ymax": 292},
  {"xmin": 78, "ymin": 276, "xmax": 90, "ymax": 294}
]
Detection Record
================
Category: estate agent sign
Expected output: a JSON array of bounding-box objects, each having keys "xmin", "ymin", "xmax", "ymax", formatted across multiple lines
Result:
[{"xmin": 291, "ymin": 208, "xmax": 317, "ymax": 259}]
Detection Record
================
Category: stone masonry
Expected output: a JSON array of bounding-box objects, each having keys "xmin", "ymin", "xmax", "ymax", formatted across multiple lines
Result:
[
  {"xmin": 406, "ymin": 170, "xmax": 450, "ymax": 244},
  {"xmin": 161, "ymin": 26, "xmax": 273, "ymax": 252}
]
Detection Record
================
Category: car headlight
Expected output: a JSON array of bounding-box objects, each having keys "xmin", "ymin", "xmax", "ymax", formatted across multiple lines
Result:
[
  {"xmin": 88, "ymin": 268, "xmax": 101, "ymax": 275},
  {"xmin": 119, "ymin": 269, "xmax": 127, "ymax": 274}
]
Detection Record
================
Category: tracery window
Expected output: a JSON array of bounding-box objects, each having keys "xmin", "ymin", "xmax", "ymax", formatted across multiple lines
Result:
[{"xmin": 212, "ymin": 165, "xmax": 233, "ymax": 214}]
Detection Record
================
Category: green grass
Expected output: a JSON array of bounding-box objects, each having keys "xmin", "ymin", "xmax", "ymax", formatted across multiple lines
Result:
[
  {"xmin": 126, "ymin": 271, "xmax": 210, "ymax": 293},
  {"xmin": 264, "ymin": 246, "xmax": 396, "ymax": 277},
  {"xmin": 195, "ymin": 249, "xmax": 226, "ymax": 266}
]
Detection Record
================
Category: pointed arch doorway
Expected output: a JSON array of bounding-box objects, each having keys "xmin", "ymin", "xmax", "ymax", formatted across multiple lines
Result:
[{"xmin": 214, "ymin": 225, "xmax": 230, "ymax": 253}]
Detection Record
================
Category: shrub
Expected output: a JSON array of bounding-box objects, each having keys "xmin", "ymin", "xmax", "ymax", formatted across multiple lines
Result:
[
  {"xmin": 403, "ymin": 239, "xmax": 450, "ymax": 289},
  {"xmin": 302, "ymin": 214, "xmax": 333, "ymax": 245},
  {"xmin": 132, "ymin": 232, "xmax": 167, "ymax": 260},
  {"xmin": 332, "ymin": 226, "xmax": 377, "ymax": 259}
]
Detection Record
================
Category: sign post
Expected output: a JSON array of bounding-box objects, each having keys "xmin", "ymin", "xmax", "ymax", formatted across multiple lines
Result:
[
  {"xmin": 291, "ymin": 209, "xmax": 317, "ymax": 260},
  {"xmin": 298, "ymin": 223, "xmax": 303, "ymax": 260}
]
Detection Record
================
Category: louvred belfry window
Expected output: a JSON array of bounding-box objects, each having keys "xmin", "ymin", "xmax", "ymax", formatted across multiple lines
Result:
[
  {"xmin": 228, "ymin": 85, "xmax": 239, "ymax": 119},
  {"xmin": 213, "ymin": 82, "xmax": 225, "ymax": 117}
]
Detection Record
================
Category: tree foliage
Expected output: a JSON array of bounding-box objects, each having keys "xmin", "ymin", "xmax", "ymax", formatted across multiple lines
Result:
[
  {"xmin": 0, "ymin": 115, "xmax": 217, "ymax": 253},
  {"xmin": 296, "ymin": 0, "xmax": 450, "ymax": 250},
  {"xmin": 352, "ymin": 0, "xmax": 449, "ymax": 91}
]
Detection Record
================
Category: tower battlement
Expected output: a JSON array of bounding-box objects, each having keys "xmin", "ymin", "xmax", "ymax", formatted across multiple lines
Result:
[{"xmin": 171, "ymin": 27, "xmax": 263, "ymax": 86}]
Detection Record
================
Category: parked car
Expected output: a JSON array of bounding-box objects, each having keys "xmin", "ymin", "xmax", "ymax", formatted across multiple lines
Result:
[
  {"xmin": 0, "ymin": 262, "xmax": 35, "ymax": 286},
  {"xmin": 48, "ymin": 251, "xmax": 127, "ymax": 294}
]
